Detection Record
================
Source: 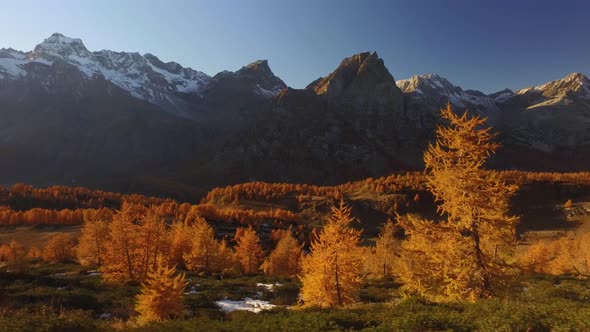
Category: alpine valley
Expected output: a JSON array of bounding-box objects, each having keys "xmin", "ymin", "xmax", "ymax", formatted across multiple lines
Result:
[{"xmin": 1, "ymin": 33, "xmax": 589, "ymax": 199}]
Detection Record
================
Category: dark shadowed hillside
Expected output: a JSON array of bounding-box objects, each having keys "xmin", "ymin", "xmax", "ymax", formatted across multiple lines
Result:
[{"xmin": 1, "ymin": 34, "xmax": 590, "ymax": 198}]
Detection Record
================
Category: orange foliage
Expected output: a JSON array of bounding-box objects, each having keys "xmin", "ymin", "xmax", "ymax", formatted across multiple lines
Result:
[
  {"xmin": 0, "ymin": 240, "xmax": 27, "ymax": 272},
  {"xmin": 366, "ymin": 220, "xmax": 398, "ymax": 280},
  {"xmin": 299, "ymin": 201, "xmax": 364, "ymax": 308},
  {"xmin": 202, "ymin": 173, "xmax": 425, "ymax": 207},
  {"xmin": 75, "ymin": 209, "xmax": 113, "ymax": 266},
  {"xmin": 0, "ymin": 206, "xmax": 85, "ymax": 225},
  {"xmin": 101, "ymin": 203, "xmax": 169, "ymax": 282},
  {"xmin": 262, "ymin": 227, "xmax": 302, "ymax": 278},
  {"xmin": 183, "ymin": 217, "xmax": 230, "ymax": 273},
  {"xmin": 135, "ymin": 258, "xmax": 187, "ymax": 324},
  {"xmin": 398, "ymin": 105, "xmax": 519, "ymax": 302},
  {"xmin": 27, "ymin": 246, "xmax": 43, "ymax": 259},
  {"xmin": 1, "ymin": 183, "xmax": 167, "ymax": 211},
  {"xmin": 43, "ymin": 234, "xmax": 75, "ymax": 263},
  {"xmin": 190, "ymin": 204, "xmax": 299, "ymax": 226},
  {"xmin": 168, "ymin": 222, "xmax": 193, "ymax": 267},
  {"xmin": 234, "ymin": 226, "xmax": 265, "ymax": 274},
  {"xmin": 520, "ymin": 234, "xmax": 590, "ymax": 276}
]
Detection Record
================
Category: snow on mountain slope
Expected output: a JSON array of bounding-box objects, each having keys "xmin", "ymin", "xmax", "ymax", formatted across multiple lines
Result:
[
  {"xmin": 0, "ymin": 48, "xmax": 50, "ymax": 78},
  {"xmin": 516, "ymin": 73, "xmax": 590, "ymax": 103},
  {"xmin": 488, "ymin": 88, "xmax": 515, "ymax": 102},
  {"xmin": 495, "ymin": 73, "xmax": 590, "ymax": 154},
  {"xmin": 0, "ymin": 33, "xmax": 211, "ymax": 110},
  {"xmin": 396, "ymin": 74, "xmax": 499, "ymax": 114}
]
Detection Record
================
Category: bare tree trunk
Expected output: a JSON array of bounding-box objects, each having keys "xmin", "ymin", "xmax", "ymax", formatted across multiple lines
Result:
[
  {"xmin": 204, "ymin": 244, "xmax": 209, "ymax": 273},
  {"xmin": 144, "ymin": 231, "xmax": 152, "ymax": 278},
  {"xmin": 123, "ymin": 230, "xmax": 134, "ymax": 281},
  {"xmin": 334, "ymin": 255, "xmax": 343, "ymax": 306},
  {"xmin": 152, "ymin": 227, "xmax": 162, "ymax": 270},
  {"xmin": 94, "ymin": 224, "xmax": 102, "ymax": 265},
  {"xmin": 470, "ymin": 220, "xmax": 492, "ymax": 296}
]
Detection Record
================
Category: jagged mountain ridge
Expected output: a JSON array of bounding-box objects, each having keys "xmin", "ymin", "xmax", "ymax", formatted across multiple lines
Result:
[
  {"xmin": 0, "ymin": 33, "xmax": 588, "ymax": 197},
  {"xmin": 0, "ymin": 33, "xmax": 212, "ymax": 115},
  {"xmin": 393, "ymin": 74, "xmax": 502, "ymax": 166},
  {"xmin": 518, "ymin": 72, "xmax": 590, "ymax": 96},
  {"xmin": 394, "ymin": 71, "xmax": 590, "ymax": 169},
  {"xmin": 396, "ymin": 74, "xmax": 499, "ymax": 115},
  {"xmin": 0, "ymin": 33, "xmax": 286, "ymax": 119},
  {"xmin": 0, "ymin": 33, "xmax": 289, "ymax": 196},
  {"xmin": 219, "ymin": 52, "xmax": 409, "ymax": 184},
  {"xmin": 395, "ymin": 72, "xmax": 590, "ymax": 113},
  {"xmin": 493, "ymin": 73, "xmax": 590, "ymax": 167}
]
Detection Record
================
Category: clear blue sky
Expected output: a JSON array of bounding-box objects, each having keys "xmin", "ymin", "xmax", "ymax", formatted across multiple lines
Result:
[{"xmin": 1, "ymin": 0, "xmax": 589, "ymax": 93}]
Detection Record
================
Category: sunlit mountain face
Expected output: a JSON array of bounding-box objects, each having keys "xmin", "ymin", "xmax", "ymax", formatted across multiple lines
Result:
[{"xmin": 0, "ymin": 34, "xmax": 589, "ymax": 197}]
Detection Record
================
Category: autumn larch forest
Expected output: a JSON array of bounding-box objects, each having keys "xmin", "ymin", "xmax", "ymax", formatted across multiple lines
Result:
[
  {"xmin": 2, "ymin": 2, "xmax": 590, "ymax": 330},
  {"xmin": 1, "ymin": 102, "xmax": 589, "ymax": 330}
]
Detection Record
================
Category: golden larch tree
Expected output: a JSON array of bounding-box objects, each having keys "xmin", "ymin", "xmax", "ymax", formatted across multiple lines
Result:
[
  {"xmin": 234, "ymin": 226, "xmax": 265, "ymax": 274},
  {"xmin": 135, "ymin": 258, "xmax": 188, "ymax": 325},
  {"xmin": 215, "ymin": 240, "xmax": 238, "ymax": 273},
  {"xmin": 76, "ymin": 209, "xmax": 112, "ymax": 266},
  {"xmin": 183, "ymin": 218, "xmax": 222, "ymax": 273},
  {"xmin": 26, "ymin": 246, "xmax": 43, "ymax": 260},
  {"xmin": 137, "ymin": 209, "xmax": 169, "ymax": 273},
  {"xmin": 101, "ymin": 203, "xmax": 144, "ymax": 282},
  {"xmin": 397, "ymin": 104, "xmax": 519, "ymax": 302},
  {"xmin": 397, "ymin": 215, "xmax": 478, "ymax": 301},
  {"xmin": 0, "ymin": 240, "xmax": 25, "ymax": 262},
  {"xmin": 367, "ymin": 220, "xmax": 398, "ymax": 280},
  {"xmin": 262, "ymin": 226, "xmax": 303, "ymax": 278},
  {"xmin": 168, "ymin": 222, "xmax": 193, "ymax": 268},
  {"xmin": 0, "ymin": 240, "xmax": 27, "ymax": 272},
  {"xmin": 299, "ymin": 201, "xmax": 364, "ymax": 307},
  {"xmin": 520, "ymin": 234, "xmax": 590, "ymax": 276},
  {"xmin": 519, "ymin": 239, "xmax": 563, "ymax": 274},
  {"xmin": 43, "ymin": 233, "xmax": 75, "ymax": 263},
  {"xmin": 561, "ymin": 234, "xmax": 590, "ymax": 276}
]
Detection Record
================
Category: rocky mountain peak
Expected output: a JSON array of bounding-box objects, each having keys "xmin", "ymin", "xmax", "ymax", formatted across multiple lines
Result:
[
  {"xmin": 42, "ymin": 33, "xmax": 86, "ymax": 47},
  {"xmin": 308, "ymin": 51, "xmax": 395, "ymax": 97},
  {"xmin": 31, "ymin": 33, "xmax": 90, "ymax": 60},
  {"xmin": 396, "ymin": 74, "xmax": 455, "ymax": 94},
  {"xmin": 305, "ymin": 51, "xmax": 402, "ymax": 111},
  {"xmin": 241, "ymin": 59, "xmax": 270, "ymax": 73},
  {"xmin": 397, "ymin": 74, "xmax": 498, "ymax": 115},
  {"xmin": 0, "ymin": 33, "xmax": 214, "ymax": 113},
  {"xmin": 488, "ymin": 88, "xmax": 514, "ymax": 102},
  {"xmin": 0, "ymin": 48, "xmax": 26, "ymax": 59},
  {"xmin": 545, "ymin": 72, "xmax": 590, "ymax": 99},
  {"xmin": 142, "ymin": 53, "xmax": 207, "ymax": 82},
  {"xmin": 226, "ymin": 59, "xmax": 286, "ymax": 94},
  {"xmin": 517, "ymin": 72, "xmax": 590, "ymax": 100}
]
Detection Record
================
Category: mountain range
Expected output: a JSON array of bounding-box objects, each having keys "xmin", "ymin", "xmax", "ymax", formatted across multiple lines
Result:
[{"xmin": 1, "ymin": 33, "xmax": 589, "ymax": 199}]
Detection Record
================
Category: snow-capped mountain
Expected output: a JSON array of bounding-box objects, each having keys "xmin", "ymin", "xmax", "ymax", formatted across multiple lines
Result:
[
  {"xmin": 0, "ymin": 33, "xmax": 289, "ymax": 194},
  {"xmin": 512, "ymin": 72, "xmax": 590, "ymax": 108},
  {"xmin": 0, "ymin": 34, "xmax": 589, "ymax": 194},
  {"xmin": 396, "ymin": 74, "xmax": 499, "ymax": 115},
  {"xmin": 485, "ymin": 72, "xmax": 590, "ymax": 171},
  {"xmin": 0, "ymin": 33, "xmax": 213, "ymax": 113},
  {"xmin": 394, "ymin": 72, "xmax": 590, "ymax": 170},
  {"xmin": 517, "ymin": 73, "xmax": 590, "ymax": 98},
  {"xmin": 0, "ymin": 33, "xmax": 290, "ymax": 118},
  {"xmin": 393, "ymin": 73, "xmax": 501, "ymax": 153},
  {"xmin": 488, "ymin": 88, "xmax": 515, "ymax": 102}
]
